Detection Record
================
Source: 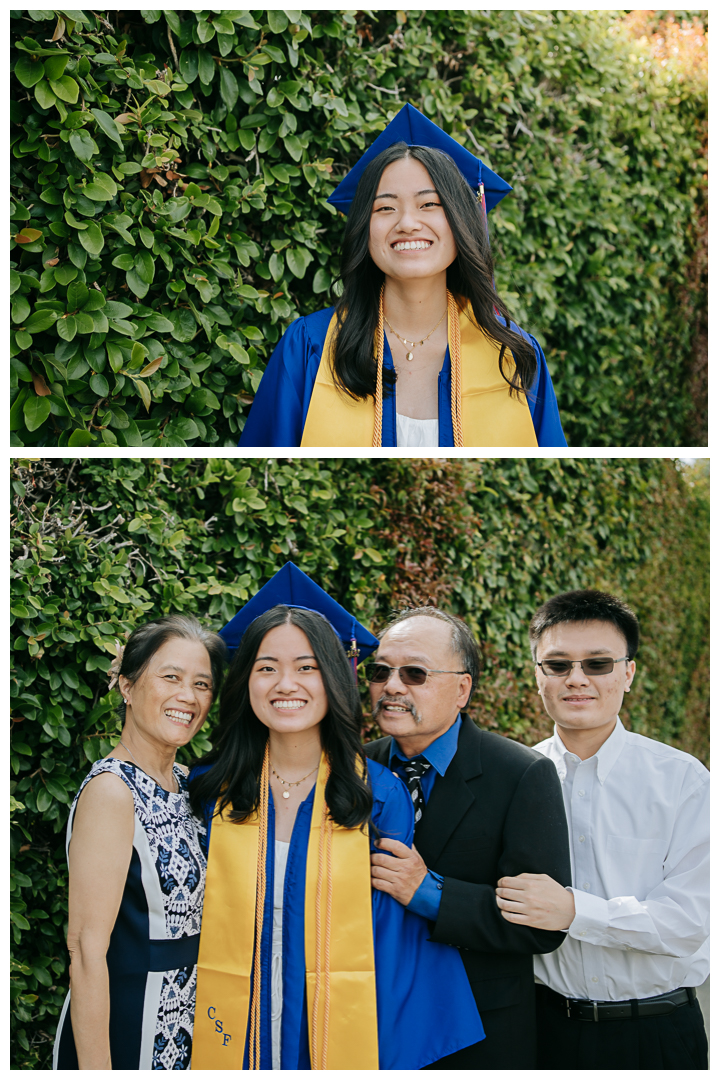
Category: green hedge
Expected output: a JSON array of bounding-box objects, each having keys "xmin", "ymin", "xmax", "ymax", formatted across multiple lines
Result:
[
  {"xmin": 10, "ymin": 455, "xmax": 708, "ymax": 1066},
  {"xmin": 10, "ymin": 10, "xmax": 707, "ymax": 448}
]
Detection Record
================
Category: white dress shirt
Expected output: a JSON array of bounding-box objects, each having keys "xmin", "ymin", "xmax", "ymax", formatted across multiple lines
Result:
[{"xmin": 533, "ymin": 717, "xmax": 709, "ymax": 1001}]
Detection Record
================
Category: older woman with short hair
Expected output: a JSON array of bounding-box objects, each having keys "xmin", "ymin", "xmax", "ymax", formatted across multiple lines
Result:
[{"xmin": 53, "ymin": 615, "xmax": 226, "ymax": 1071}]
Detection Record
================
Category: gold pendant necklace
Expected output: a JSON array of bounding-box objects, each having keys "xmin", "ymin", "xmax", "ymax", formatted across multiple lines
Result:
[
  {"xmin": 383, "ymin": 304, "xmax": 447, "ymax": 362},
  {"xmin": 270, "ymin": 761, "xmax": 319, "ymax": 799}
]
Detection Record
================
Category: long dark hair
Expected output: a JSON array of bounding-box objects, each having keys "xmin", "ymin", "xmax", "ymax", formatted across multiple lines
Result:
[
  {"xmin": 188, "ymin": 606, "xmax": 373, "ymax": 829},
  {"xmin": 332, "ymin": 142, "xmax": 537, "ymax": 400},
  {"xmin": 116, "ymin": 615, "xmax": 227, "ymax": 724}
]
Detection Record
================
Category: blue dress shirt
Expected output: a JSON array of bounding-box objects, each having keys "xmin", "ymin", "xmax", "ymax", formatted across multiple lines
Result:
[{"xmin": 389, "ymin": 716, "xmax": 461, "ymax": 920}]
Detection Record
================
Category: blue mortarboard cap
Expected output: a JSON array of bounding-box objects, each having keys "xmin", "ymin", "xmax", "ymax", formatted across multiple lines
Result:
[
  {"xmin": 219, "ymin": 562, "xmax": 378, "ymax": 662},
  {"xmin": 328, "ymin": 103, "xmax": 512, "ymax": 216}
]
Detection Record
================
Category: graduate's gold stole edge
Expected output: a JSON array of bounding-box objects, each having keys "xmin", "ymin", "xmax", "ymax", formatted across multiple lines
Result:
[
  {"xmin": 300, "ymin": 306, "xmax": 538, "ymax": 448},
  {"xmin": 191, "ymin": 755, "xmax": 379, "ymax": 1069}
]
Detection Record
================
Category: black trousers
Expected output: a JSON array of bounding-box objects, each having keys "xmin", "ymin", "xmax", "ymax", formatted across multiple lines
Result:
[{"xmin": 536, "ymin": 984, "xmax": 708, "ymax": 1070}]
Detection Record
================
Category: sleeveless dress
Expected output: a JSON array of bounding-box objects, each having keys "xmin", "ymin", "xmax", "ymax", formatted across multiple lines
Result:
[{"xmin": 53, "ymin": 758, "xmax": 206, "ymax": 1070}]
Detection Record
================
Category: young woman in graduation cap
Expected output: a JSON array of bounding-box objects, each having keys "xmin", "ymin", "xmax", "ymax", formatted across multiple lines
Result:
[
  {"xmin": 240, "ymin": 103, "xmax": 566, "ymax": 448},
  {"xmin": 188, "ymin": 563, "xmax": 485, "ymax": 1069}
]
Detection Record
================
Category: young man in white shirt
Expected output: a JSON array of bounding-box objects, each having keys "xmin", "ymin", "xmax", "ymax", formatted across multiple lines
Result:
[{"xmin": 494, "ymin": 589, "xmax": 709, "ymax": 1069}]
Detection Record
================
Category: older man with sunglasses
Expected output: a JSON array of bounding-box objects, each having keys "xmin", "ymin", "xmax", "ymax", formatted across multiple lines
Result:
[
  {"xmin": 494, "ymin": 590, "xmax": 709, "ymax": 1070},
  {"xmin": 364, "ymin": 608, "xmax": 571, "ymax": 1069}
]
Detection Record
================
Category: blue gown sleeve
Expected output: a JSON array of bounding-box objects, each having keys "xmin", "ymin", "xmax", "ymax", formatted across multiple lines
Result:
[
  {"xmin": 367, "ymin": 760, "xmax": 485, "ymax": 1069},
  {"xmin": 238, "ymin": 309, "xmax": 334, "ymax": 447},
  {"xmin": 524, "ymin": 331, "xmax": 567, "ymax": 447}
]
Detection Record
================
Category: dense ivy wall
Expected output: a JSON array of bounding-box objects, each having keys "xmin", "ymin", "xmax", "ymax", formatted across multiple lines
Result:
[
  {"xmin": 10, "ymin": 455, "xmax": 708, "ymax": 1066},
  {"xmin": 10, "ymin": 10, "xmax": 707, "ymax": 448}
]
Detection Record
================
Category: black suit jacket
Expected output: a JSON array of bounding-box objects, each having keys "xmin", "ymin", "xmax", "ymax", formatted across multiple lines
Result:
[{"xmin": 366, "ymin": 716, "xmax": 571, "ymax": 1018}]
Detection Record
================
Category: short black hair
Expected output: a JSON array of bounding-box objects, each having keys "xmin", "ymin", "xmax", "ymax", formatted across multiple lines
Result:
[
  {"xmin": 529, "ymin": 590, "xmax": 640, "ymax": 660},
  {"xmin": 376, "ymin": 607, "xmax": 481, "ymax": 702}
]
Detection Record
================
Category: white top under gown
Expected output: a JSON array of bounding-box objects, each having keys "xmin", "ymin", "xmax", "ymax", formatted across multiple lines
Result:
[
  {"xmin": 271, "ymin": 840, "xmax": 290, "ymax": 1070},
  {"xmin": 396, "ymin": 413, "xmax": 439, "ymax": 448}
]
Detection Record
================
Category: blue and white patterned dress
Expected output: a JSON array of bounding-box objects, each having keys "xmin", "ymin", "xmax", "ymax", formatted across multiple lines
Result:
[{"xmin": 53, "ymin": 758, "xmax": 206, "ymax": 1070}]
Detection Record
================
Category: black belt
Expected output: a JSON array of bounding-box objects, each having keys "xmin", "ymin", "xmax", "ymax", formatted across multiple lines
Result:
[{"xmin": 546, "ymin": 985, "xmax": 696, "ymax": 1022}]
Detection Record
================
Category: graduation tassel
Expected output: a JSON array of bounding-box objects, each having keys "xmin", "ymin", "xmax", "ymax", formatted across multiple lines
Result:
[{"xmin": 347, "ymin": 619, "xmax": 360, "ymax": 682}]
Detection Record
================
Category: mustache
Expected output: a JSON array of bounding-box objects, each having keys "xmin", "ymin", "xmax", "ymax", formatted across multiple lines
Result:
[{"xmin": 372, "ymin": 694, "xmax": 420, "ymax": 724}]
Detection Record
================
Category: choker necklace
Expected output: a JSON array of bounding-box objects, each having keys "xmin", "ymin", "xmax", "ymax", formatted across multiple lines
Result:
[
  {"xmin": 270, "ymin": 761, "xmax": 320, "ymax": 799},
  {"xmin": 383, "ymin": 304, "xmax": 447, "ymax": 362},
  {"xmin": 119, "ymin": 739, "xmax": 178, "ymax": 794}
]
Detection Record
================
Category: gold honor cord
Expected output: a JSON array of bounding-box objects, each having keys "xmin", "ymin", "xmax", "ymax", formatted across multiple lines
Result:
[
  {"xmin": 248, "ymin": 747, "xmax": 270, "ymax": 1069},
  {"xmin": 192, "ymin": 752, "xmax": 379, "ymax": 1070},
  {"xmin": 301, "ymin": 297, "xmax": 537, "ymax": 448}
]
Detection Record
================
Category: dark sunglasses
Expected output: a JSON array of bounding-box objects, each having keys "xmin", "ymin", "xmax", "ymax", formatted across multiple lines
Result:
[
  {"xmin": 536, "ymin": 657, "xmax": 629, "ymax": 677},
  {"xmin": 365, "ymin": 663, "xmax": 467, "ymax": 686}
]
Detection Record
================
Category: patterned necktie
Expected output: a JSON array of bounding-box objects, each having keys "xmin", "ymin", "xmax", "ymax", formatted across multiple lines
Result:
[{"xmin": 402, "ymin": 755, "xmax": 433, "ymax": 823}]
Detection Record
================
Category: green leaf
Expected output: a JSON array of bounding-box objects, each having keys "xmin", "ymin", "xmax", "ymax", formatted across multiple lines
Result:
[
  {"xmin": 56, "ymin": 315, "xmax": 77, "ymax": 341},
  {"xmin": 286, "ymin": 247, "xmax": 312, "ymax": 279},
  {"xmin": 283, "ymin": 134, "xmax": 304, "ymax": 162},
  {"xmin": 130, "ymin": 341, "xmax": 148, "ymax": 368},
  {"xmin": 312, "ymin": 267, "xmax": 331, "ymax": 293},
  {"xmin": 83, "ymin": 172, "xmax": 118, "ymax": 201},
  {"xmin": 14, "ymin": 55, "xmax": 45, "ymax": 88},
  {"xmin": 145, "ymin": 313, "xmax": 174, "ymax": 332},
  {"xmin": 79, "ymin": 222, "xmax": 104, "ymax": 255},
  {"xmin": 44, "ymin": 54, "xmax": 69, "ymax": 81},
  {"xmin": 139, "ymin": 226, "xmax": 154, "ymax": 249},
  {"xmin": 89, "ymin": 373, "xmax": 109, "ymax": 397},
  {"xmin": 134, "ymin": 250, "xmax": 155, "ymax": 285},
  {"xmin": 169, "ymin": 417, "xmax": 199, "ymax": 440},
  {"xmin": 75, "ymin": 311, "xmax": 95, "ymax": 335},
  {"xmin": 11, "ymin": 269, "xmax": 21, "ymax": 295},
  {"xmin": 133, "ymin": 377, "xmax": 152, "ymax": 411},
  {"xmin": 54, "ymin": 264, "xmax": 78, "ymax": 286},
  {"xmin": 67, "ymin": 242, "xmax": 87, "ymax": 268},
  {"xmin": 126, "ymin": 267, "xmax": 150, "ymax": 299},
  {"xmin": 169, "ymin": 308, "xmax": 197, "ymax": 342},
  {"xmin": 34, "ymin": 79, "xmax": 57, "ymax": 109},
  {"xmin": 12, "ymin": 296, "xmax": 32, "ymax": 324},
  {"xmin": 67, "ymin": 427, "xmax": 93, "ymax": 446},
  {"xmin": 179, "ymin": 49, "xmax": 198, "ymax": 83},
  {"xmin": 82, "ymin": 290, "xmax": 106, "ymax": 312},
  {"xmin": 104, "ymin": 300, "xmax": 135, "ymax": 319},
  {"xmin": 24, "ymin": 309, "xmax": 58, "ymax": 334},
  {"xmin": 24, "ymin": 396, "xmax": 52, "ymax": 432},
  {"xmin": 69, "ymin": 129, "xmax": 99, "ymax": 162},
  {"xmin": 90, "ymin": 107, "xmax": 124, "ymax": 148},
  {"xmin": 197, "ymin": 49, "xmax": 215, "ymax": 85},
  {"xmin": 196, "ymin": 20, "xmax": 215, "ymax": 44},
  {"xmin": 219, "ymin": 66, "xmax": 238, "ymax": 111},
  {"xmin": 67, "ymin": 281, "xmax": 89, "ymax": 312},
  {"xmin": 144, "ymin": 78, "xmax": 171, "ymax": 97},
  {"xmin": 48, "ymin": 75, "xmax": 79, "ymax": 103},
  {"xmin": 36, "ymin": 787, "xmax": 52, "ymax": 813},
  {"xmin": 267, "ymin": 10, "xmax": 289, "ymax": 32}
]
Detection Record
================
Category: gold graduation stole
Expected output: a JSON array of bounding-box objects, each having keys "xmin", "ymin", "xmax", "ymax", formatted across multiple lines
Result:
[
  {"xmin": 300, "ymin": 297, "xmax": 539, "ymax": 448},
  {"xmin": 192, "ymin": 750, "xmax": 379, "ymax": 1070}
]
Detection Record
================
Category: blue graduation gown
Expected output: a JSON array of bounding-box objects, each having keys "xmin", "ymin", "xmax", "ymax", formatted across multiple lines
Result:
[
  {"xmin": 239, "ymin": 306, "xmax": 567, "ymax": 447},
  {"xmin": 191, "ymin": 757, "xmax": 485, "ymax": 1069}
]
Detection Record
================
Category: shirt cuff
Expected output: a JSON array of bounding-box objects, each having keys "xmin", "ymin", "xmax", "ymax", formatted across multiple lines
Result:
[
  {"xmin": 406, "ymin": 869, "xmax": 444, "ymax": 921},
  {"xmin": 567, "ymin": 887, "xmax": 611, "ymax": 939}
]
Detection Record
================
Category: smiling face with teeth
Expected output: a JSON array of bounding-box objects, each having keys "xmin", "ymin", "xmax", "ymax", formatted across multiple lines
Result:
[
  {"xmin": 368, "ymin": 156, "xmax": 458, "ymax": 283},
  {"xmin": 119, "ymin": 636, "xmax": 214, "ymax": 752},
  {"xmin": 249, "ymin": 622, "xmax": 328, "ymax": 738}
]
